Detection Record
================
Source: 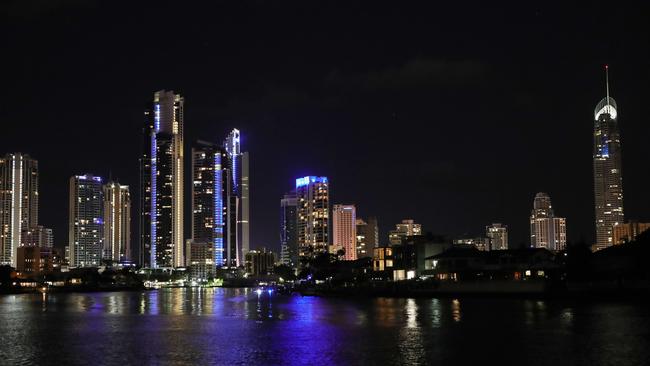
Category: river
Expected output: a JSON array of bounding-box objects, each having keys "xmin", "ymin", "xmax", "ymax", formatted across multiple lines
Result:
[{"xmin": 0, "ymin": 288, "xmax": 648, "ymax": 365}]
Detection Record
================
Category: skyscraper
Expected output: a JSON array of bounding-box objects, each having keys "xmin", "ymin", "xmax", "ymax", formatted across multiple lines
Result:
[
  {"xmin": 332, "ymin": 204, "xmax": 357, "ymax": 260},
  {"xmin": 138, "ymin": 110, "xmax": 153, "ymax": 267},
  {"xmin": 280, "ymin": 192, "xmax": 298, "ymax": 266},
  {"xmin": 69, "ymin": 174, "xmax": 103, "ymax": 267},
  {"xmin": 241, "ymin": 151, "xmax": 250, "ymax": 258},
  {"xmin": 223, "ymin": 129, "xmax": 250, "ymax": 266},
  {"xmin": 191, "ymin": 141, "xmax": 231, "ymax": 269},
  {"xmin": 103, "ymin": 182, "xmax": 131, "ymax": 262},
  {"xmin": 529, "ymin": 192, "xmax": 566, "ymax": 251},
  {"xmin": 388, "ymin": 219, "xmax": 422, "ymax": 245},
  {"xmin": 0, "ymin": 153, "xmax": 39, "ymax": 267},
  {"xmin": 296, "ymin": 176, "xmax": 329, "ymax": 258},
  {"xmin": 486, "ymin": 223, "xmax": 508, "ymax": 250},
  {"xmin": 593, "ymin": 66, "xmax": 624, "ymax": 251},
  {"xmin": 140, "ymin": 90, "xmax": 184, "ymax": 268}
]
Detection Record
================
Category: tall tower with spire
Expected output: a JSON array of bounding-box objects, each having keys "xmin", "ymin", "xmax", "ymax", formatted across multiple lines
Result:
[{"xmin": 593, "ymin": 65, "xmax": 624, "ymax": 251}]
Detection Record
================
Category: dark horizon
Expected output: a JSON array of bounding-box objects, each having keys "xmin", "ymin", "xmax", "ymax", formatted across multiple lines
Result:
[{"xmin": 3, "ymin": 1, "xmax": 650, "ymax": 254}]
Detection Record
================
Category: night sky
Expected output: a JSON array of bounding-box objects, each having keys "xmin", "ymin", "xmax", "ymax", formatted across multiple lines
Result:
[{"xmin": 2, "ymin": 1, "xmax": 650, "ymax": 253}]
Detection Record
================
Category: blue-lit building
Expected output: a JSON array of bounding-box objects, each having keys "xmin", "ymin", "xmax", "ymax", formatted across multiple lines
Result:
[
  {"xmin": 68, "ymin": 174, "xmax": 103, "ymax": 267},
  {"xmin": 191, "ymin": 141, "xmax": 229, "ymax": 271},
  {"xmin": 191, "ymin": 133, "xmax": 248, "ymax": 271},
  {"xmin": 296, "ymin": 176, "xmax": 329, "ymax": 257},
  {"xmin": 223, "ymin": 129, "xmax": 250, "ymax": 266},
  {"xmin": 139, "ymin": 90, "xmax": 185, "ymax": 268}
]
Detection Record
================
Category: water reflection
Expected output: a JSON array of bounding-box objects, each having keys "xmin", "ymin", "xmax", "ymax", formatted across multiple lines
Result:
[
  {"xmin": 451, "ymin": 298, "xmax": 462, "ymax": 322},
  {"xmin": 0, "ymin": 290, "xmax": 648, "ymax": 365},
  {"xmin": 398, "ymin": 298, "xmax": 426, "ymax": 364}
]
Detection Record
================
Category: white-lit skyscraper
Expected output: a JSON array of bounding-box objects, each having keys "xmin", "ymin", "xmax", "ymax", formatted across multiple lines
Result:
[
  {"xmin": 529, "ymin": 192, "xmax": 566, "ymax": 251},
  {"xmin": 103, "ymin": 182, "xmax": 131, "ymax": 262},
  {"xmin": 223, "ymin": 129, "xmax": 250, "ymax": 266},
  {"xmin": 141, "ymin": 90, "xmax": 184, "ymax": 268},
  {"xmin": 0, "ymin": 153, "xmax": 38, "ymax": 267},
  {"xmin": 296, "ymin": 176, "xmax": 329, "ymax": 257},
  {"xmin": 69, "ymin": 174, "xmax": 103, "ymax": 267},
  {"xmin": 593, "ymin": 66, "xmax": 624, "ymax": 251},
  {"xmin": 332, "ymin": 204, "xmax": 356, "ymax": 260}
]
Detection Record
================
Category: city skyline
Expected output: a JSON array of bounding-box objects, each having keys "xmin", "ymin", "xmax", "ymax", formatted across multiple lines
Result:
[{"xmin": 3, "ymin": 3, "xmax": 650, "ymax": 255}]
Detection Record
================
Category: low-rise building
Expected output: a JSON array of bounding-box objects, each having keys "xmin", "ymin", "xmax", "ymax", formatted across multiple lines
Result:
[
  {"xmin": 372, "ymin": 235, "xmax": 451, "ymax": 281},
  {"xmin": 453, "ymin": 237, "xmax": 490, "ymax": 251},
  {"xmin": 245, "ymin": 248, "xmax": 276, "ymax": 277},
  {"xmin": 185, "ymin": 240, "xmax": 214, "ymax": 281},
  {"xmin": 425, "ymin": 246, "xmax": 559, "ymax": 281},
  {"xmin": 16, "ymin": 246, "xmax": 58, "ymax": 276},
  {"xmin": 613, "ymin": 221, "xmax": 650, "ymax": 245}
]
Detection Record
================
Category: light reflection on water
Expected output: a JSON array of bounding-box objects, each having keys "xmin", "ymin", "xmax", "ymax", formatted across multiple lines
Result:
[{"xmin": 0, "ymin": 289, "xmax": 649, "ymax": 365}]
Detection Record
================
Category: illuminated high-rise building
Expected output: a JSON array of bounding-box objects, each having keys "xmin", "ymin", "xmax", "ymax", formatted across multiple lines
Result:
[
  {"xmin": 388, "ymin": 219, "xmax": 422, "ymax": 245},
  {"xmin": 0, "ymin": 153, "xmax": 38, "ymax": 267},
  {"xmin": 332, "ymin": 204, "xmax": 357, "ymax": 260},
  {"xmin": 103, "ymin": 182, "xmax": 131, "ymax": 262},
  {"xmin": 69, "ymin": 174, "xmax": 103, "ymax": 267},
  {"xmin": 140, "ymin": 90, "xmax": 184, "ymax": 268},
  {"xmin": 241, "ymin": 151, "xmax": 250, "ymax": 259},
  {"xmin": 191, "ymin": 141, "xmax": 232, "ymax": 269},
  {"xmin": 280, "ymin": 192, "xmax": 298, "ymax": 266},
  {"xmin": 222, "ymin": 129, "xmax": 250, "ymax": 266},
  {"xmin": 593, "ymin": 66, "xmax": 624, "ymax": 251},
  {"xmin": 529, "ymin": 192, "xmax": 566, "ymax": 251},
  {"xmin": 486, "ymin": 223, "xmax": 508, "ymax": 250},
  {"xmin": 296, "ymin": 176, "xmax": 329, "ymax": 257},
  {"xmin": 138, "ymin": 110, "xmax": 153, "ymax": 267}
]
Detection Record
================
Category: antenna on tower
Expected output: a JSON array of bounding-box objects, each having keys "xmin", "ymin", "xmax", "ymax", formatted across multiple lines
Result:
[{"xmin": 605, "ymin": 64, "xmax": 610, "ymax": 103}]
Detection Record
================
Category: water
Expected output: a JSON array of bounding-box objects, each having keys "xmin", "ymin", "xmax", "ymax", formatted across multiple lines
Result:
[{"xmin": 0, "ymin": 289, "xmax": 648, "ymax": 365}]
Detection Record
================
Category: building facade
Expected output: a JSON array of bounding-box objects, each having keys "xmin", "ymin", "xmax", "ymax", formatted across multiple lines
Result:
[
  {"xmin": 140, "ymin": 90, "xmax": 184, "ymax": 268},
  {"xmin": 103, "ymin": 182, "xmax": 131, "ymax": 262},
  {"xmin": 613, "ymin": 221, "xmax": 650, "ymax": 245},
  {"xmin": 191, "ymin": 141, "xmax": 232, "ymax": 269},
  {"xmin": 388, "ymin": 219, "xmax": 422, "ymax": 245},
  {"xmin": 280, "ymin": 192, "xmax": 298, "ymax": 266},
  {"xmin": 356, "ymin": 216, "xmax": 378, "ymax": 258},
  {"xmin": 21, "ymin": 225, "xmax": 53, "ymax": 248},
  {"xmin": 453, "ymin": 237, "xmax": 490, "ymax": 251},
  {"xmin": 16, "ymin": 246, "xmax": 56, "ymax": 275},
  {"xmin": 223, "ymin": 129, "xmax": 250, "ymax": 266},
  {"xmin": 296, "ymin": 176, "xmax": 329, "ymax": 258},
  {"xmin": 69, "ymin": 174, "xmax": 103, "ymax": 267},
  {"xmin": 244, "ymin": 248, "xmax": 276, "ymax": 277},
  {"xmin": 593, "ymin": 67, "xmax": 624, "ymax": 251},
  {"xmin": 0, "ymin": 153, "xmax": 39, "ymax": 267},
  {"xmin": 486, "ymin": 223, "xmax": 508, "ymax": 250},
  {"xmin": 186, "ymin": 239, "xmax": 214, "ymax": 280},
  {"xmin": 332, "ymin": 204, "xmax": 357, "ymax": 260},
  {"xmin": 529, "ymin": 192, "xmax": 567, "ymax": 251}
]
